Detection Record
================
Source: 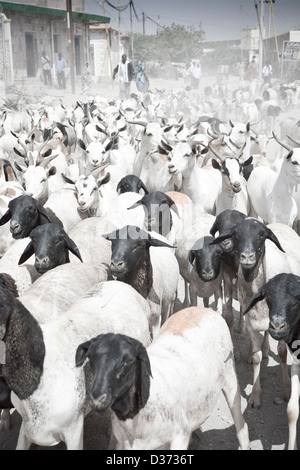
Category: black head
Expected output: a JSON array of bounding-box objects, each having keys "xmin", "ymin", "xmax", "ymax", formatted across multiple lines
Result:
[
  {"xmin": 243, "ymin": 273, "xmax": 300, "ymax": 348},
  {"xmin": 117, "ymin": 175, "xmax": 148, "ymax": 195},
  {"xmin": 102, "ymin": 225, "xmax": 175, "ymax": 278},
  {"xmin": 189, "ymin": 236, "xmax": 223, "ymax": 282},
  {"xmin": 75, "ymin": 333, "xmax": 152, "ymax": 420},
  {"xmin": 127, "ymin": 192, "xmax": 179, "ymax": 236},
  {"xmin": 0, "ymin": 195, "xmax": 52, "ymax": 239},
  {"xmin": 18, "ymin": 223, "xmax": 82, "ymax": 274},
  {"xmin": 210, "ymin": 218, "xmax": 284, "ymax": 281}
]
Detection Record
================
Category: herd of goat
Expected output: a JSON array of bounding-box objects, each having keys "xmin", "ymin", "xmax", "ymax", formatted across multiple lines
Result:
[{"xmin": 0, "ymin": 78, "xmax": 300, "ymax": 450}]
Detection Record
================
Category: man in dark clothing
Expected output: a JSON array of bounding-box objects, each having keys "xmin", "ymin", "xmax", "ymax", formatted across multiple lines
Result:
[{"xmin": 113, "ymin": 54, "xmax": 134, "ymax": 100}]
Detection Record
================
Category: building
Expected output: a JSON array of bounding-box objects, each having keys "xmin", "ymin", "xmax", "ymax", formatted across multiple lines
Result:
[
  {"xmin": 89, "ymin": 25, "xmax": 130, "ymax": 83},
  {"xmin": 0, "ymin": 0, "xmax": 110, "ymax": 87}
]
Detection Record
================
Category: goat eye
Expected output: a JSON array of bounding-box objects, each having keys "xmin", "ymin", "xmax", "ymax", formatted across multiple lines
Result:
[
  {"xmin": 292, "ymin": 161, "xmax": 299, "ymax": 166},
  {"xmin": 124, "ymin": 359, "xmax": 134, "ymax": 366},
  {"xmin": 41, "ymin": 178, "xmax": 46, "ymax": 183}
]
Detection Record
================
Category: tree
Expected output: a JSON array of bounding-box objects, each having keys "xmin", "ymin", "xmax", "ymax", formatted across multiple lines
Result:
[{"xmin": 132, "ymin": 23, "xmax": 205, "ymax": 65}]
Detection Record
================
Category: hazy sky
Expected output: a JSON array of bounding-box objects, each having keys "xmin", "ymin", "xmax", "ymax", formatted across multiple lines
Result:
[{"xmin": 87, "ymin": 0, "xmax": 300, "ymax": 41}]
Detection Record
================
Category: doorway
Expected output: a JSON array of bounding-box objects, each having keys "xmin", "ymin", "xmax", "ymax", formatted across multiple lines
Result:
[
  {"xmin": 25, "ymin": 32, "xmax": 36, "ymax": 77},
  {"xmin": 74, "ymin": 36, "xmax": 81, "ymax": 76}
]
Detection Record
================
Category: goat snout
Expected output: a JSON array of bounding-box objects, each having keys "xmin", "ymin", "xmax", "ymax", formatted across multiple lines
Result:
[
  {"xmin": 168, "ymin": 164, "xmax": 177, "ymax": 174},
  {"xmin": 268, "ymin": 319, "xmax": 289, "ymax": 340},
  {"xmin": 200, "ymin": 269, "xmax": 215, "ymax": 281},
  {"xmin": 110, "ymin": 259, "xmax": 125, "ymax": 274},
  {"xmin": 231, "ymin": 181, "xmax": 241, "ymax": 193},
  {"xmin": 239, "ymin": 252, "xmax": 256, "ymax": 267},
  {"xmin": 35, "ymin": 256, "xmax": 51, "ymax": 273},
  {"xmin": 90, "ymin": 392, "xmax": 108, "ymax": 411},
  {"xmin": 10, "ymin": 220, "xmax": 22, "ymax": 236}
]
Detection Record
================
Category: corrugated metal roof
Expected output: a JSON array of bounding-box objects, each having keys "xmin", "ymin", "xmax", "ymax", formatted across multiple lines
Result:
[{"xmin": 0, "ymin": 1, "xmax": 110, "ymax": 23}]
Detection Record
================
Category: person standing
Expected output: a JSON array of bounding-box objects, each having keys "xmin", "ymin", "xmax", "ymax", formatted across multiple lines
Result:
[
  {"xmin": 193, "ymin": 63, "xmax": 201, "ymax": 89},
  {"xmin": 113, "ymin": 54, "xmax": 134, "ymax": 100},
  {"xmin": 56, "ymin": 52, "xmax": 67, "ymax": 89},
  {"xmin": 246, "ymin": 57, "xmax": 258, "ymax": 81},
  {"xmin": 41, "ymin": 50, "xmax": 52, "ymax": 87},
  {"xmin": 134, "ymin": 59, "xmax": 149, "ymax": 93},
  {"xmin": 262, "ymin": 62, "xmax": 272, "ymax": 86}
]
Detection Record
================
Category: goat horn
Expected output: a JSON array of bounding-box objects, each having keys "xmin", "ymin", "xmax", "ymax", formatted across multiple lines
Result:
[
  {"xmin": 250, "ymin": 118, "xmax": 263, "ymax": 127},
  {"xmin": 125, "ymin": 119, "xmax": 148, "ymax": 127},
  {"xmin": 287, "ymin": 135, "xmax": 300, "ymax": 147},
  {"xmin": 17, "ymin": 139, "xmax": 28, "ymax": 154},
  {"xmin": 207, "ymin": 142, "xmax": 224, "ymax": 161},
  {"xmin": 207, "ymin": 127, "xmax": 219, "ymax": 139},
  {"xmin": 91, "ymin": 162, "xmax": 110, "ymax": 179},
  {"xmin": 38, "ymin": 137, "xmax": 51, "ymax": 154},
  {"xmin": 39, "ymin": 153, "xmax": 59, "ymax": 168},
  {"xmin": 272, "ymin": 132, "xmax": 293, "ymax": 151}
]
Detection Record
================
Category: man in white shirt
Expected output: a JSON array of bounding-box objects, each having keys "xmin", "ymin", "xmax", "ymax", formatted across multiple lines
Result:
[
  {"xmin": 262, "ymin": 63, "xmax": 272, "ymax": 85},
  {"xmin": 56, "ymin": 52, "xmax": 67, "ymax": 89},
  {"xmin": 113, "ymin": 54, "xmax": 134, "ymax": 100},
  {"xmin": 41, "ymin": 50, "xmax": 52, "ymax": 87}
]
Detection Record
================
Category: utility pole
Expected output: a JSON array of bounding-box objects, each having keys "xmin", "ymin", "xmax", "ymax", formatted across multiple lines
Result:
[
  {"xmin": 103, "ymin": 0, "xmax": 112, "ymax": 76},
  {"xmin": 130, "ymin": 0, "xmax": 134, "ymax": 62},
  {"xmin": 142, "ymin": 12, "xmax": 145, "ymax": 35},
  {"xmin": 66, "ymin": 0, "xmax": 75, "ymax": 94},
  {"xmin": 258, "ymin": 0, "xmax": 264, "ymax": 87},
  {"xmin": 118, "ymin": 0, "xmax": 121, "ymax": 56}
]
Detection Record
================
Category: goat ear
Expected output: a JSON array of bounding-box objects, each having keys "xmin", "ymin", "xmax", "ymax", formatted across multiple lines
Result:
[
  {"xmin": 209, "ymin": 219, "xmax": 219, "ymax": 237},
  {"xmin": 97, "ymin": 172, "xmax": 111, "ymax": 187},
  {"xmin": 75, "ymin": 340, "xmax": 92, "ymax": 367},
  {"xmin": 61, "ymin": 173, "xmax": 75, "ymax": 185},
  {"xmin": 64, "ymin": 234, "xmax": 83, "ymax": 262},
  {"xmin": 243, "ymin": 289, "xmax": 265, "ymax": 315},
  {"xmin": 188, "ymin": 250, "xmax": 196, "ymax": 268},
  {"xmin": 139, "ymin": 181, "xmax": 148, "ymax": 194},
  {"xmin": 77, "ymin": 139, "xmax": 86, "ymax": 151},
  {"xmin": 211, "ymin": 158, "xmax": 221, "ymax": 170},
  {"xmin": 136, "ymin": 343, "xmax": 152, "ymax": 410},
  {"xmin": 243, "ymin": 156, "xmax": 253, "ymax": 166},
  {"xmin": 13, "ymin": 147, "xmax": 24, "ymax": 158},
  {"xmin": 127, "ymin": 200, "xmax": 143, "ymax": 211},
  {"xmin": 116, "ymin": 180, "xmax": 124, "ymax": 194},
  {"xmin": 47, "ymin": 166, "xmax": 57, "ymax": 177},
  {"xmin": 265, "ymin": 227, "xmax": 285, "ymax": 253},
  {"xmin": 37, "ymin": 205, "xmax": 52, "ymax": 224},
  {"xmin": 147, "ymin": 237, "xmax": 176, "ymax": 249},
  {"xmin": 18, "ymin": 241, "xmax": 35, "ymax": 265},
  {"xmin": 210, "ymin": 231, "xmax": 232, "ymax": 245},
  {"xmin": 0, "ymin": 209, "xmax": 12, "ymax": 226},
  {"xmin": 102, "ymin": 230, "xmax": 117, "ymax": 241}
]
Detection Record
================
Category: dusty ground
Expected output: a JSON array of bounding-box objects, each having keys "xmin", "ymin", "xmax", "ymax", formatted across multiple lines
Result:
[{"xmin": 0, "ymin": 73, "xmax": 296, "ymax": 451}]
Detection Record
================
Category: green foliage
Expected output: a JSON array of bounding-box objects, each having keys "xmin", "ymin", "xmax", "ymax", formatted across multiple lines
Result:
[
  {"xmin": 133, "ymin": 23, "xmax": 205, "ymax": 64},
  {"xmin": 201, "ymin": 46, "xmax": 241, "ymax": 75}
]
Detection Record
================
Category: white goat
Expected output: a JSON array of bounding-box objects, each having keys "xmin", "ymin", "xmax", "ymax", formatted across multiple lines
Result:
[
  {"xmin": 0, "ymin": 238, "xmax": 41, "ymax": 295},
  {"xmin": 1, "ymin": 280, "xmax": 151, "ymax": 450},
  {"xmin": 167, "ymin": 141, "xmax": 222, "ymax": 214},
  {"xmin": 211, "ymin": 156, "xmax": 252, "ymax": 215},
  {"xmin": 76, "ymin": 306, "xmax": 250, "ymax": 450},
  {"xmin": 103, "ymin": 225, "xmax": 180, "ymax": 339},
  {"xmin": 246, "ymin": 133, "xmax": 300, "ymax": 227},
  {"xmin": 19, "ymin": 262, "xmax": 108, "ymax": 323}
]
